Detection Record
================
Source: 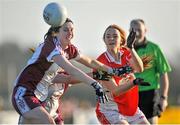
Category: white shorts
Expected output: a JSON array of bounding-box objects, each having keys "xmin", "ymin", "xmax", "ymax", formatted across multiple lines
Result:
[{"xmin": 96, "ymin": 107, "xmax": 147, "ymax": 124}]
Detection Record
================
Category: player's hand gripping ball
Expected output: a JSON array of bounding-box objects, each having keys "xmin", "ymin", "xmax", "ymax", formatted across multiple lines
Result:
[{"xmin": 43, "ymin": 2, "xmax": 68, "ymax": 27}]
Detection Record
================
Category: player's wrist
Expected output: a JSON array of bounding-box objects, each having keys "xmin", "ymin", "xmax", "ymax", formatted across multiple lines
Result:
[
  {"xmin": 160, "ymin": 95, "xmax": 168, "ymax": 100},
  {"xmin": 133, "ymin": 78, "xmax": 138, "ymax": 85},
  {"xmin": 91, "ymin": 81, "xmax": 101, "ymax": 90}
]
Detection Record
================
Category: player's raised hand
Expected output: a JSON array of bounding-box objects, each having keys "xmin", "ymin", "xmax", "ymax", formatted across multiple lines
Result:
[
  {"xmin": 127, "ymin": 28, "xmax": 136, "ymax": 49},
  {"xmin": 91, "ymin": 82, "xmax": 108, "ymax": 103}
]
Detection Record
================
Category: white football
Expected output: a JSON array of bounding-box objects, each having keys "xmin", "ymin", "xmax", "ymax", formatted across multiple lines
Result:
[{"xmin": 43, "ymin": 2, "xmax": 68, "ymax": 27}]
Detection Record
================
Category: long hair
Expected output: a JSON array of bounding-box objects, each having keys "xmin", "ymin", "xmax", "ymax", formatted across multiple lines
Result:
[
  {"xmin": 44, "ymin": 18, "xmax": 73, "ymax": 40},
  {"xmin": 103, "ymin": 24, "xmax": 126, "ymax": 46},
  {"xmin": 29, "ymin": 18, "xmax": 74, "ymax": 53}
]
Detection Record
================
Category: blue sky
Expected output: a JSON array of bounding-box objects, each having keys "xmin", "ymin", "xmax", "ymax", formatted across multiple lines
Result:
[{"xmin": 1, "ymin": 0, "xmax": 180, "ymax": 60}]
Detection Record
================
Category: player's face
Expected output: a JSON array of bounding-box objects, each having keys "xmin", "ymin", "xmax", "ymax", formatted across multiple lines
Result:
[
  {"xmin": 130, "ymin": 22, "xmax": 146, "ymax": 43},
  {"xmin": 104, "ymin": 28, "xmax": 121, "ymax": 50},
  {"xmin": 58, "ymin": 22, "xmax": 74, "ymax": 45}
]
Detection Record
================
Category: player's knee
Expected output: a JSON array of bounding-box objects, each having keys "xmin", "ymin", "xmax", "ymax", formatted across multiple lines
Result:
[{"xmin": 34, "ymin": 113, "xmax": 55, "ymax": 124}]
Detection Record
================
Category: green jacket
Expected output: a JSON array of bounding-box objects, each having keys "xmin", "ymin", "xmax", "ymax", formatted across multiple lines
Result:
[{"xmin": 135, "ymin": 40, "xmax": 172, "ymax": 91}]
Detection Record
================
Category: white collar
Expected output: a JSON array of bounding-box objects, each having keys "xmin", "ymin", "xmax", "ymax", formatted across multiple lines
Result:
[
  {"xmin": 105, "ymin": 50, "xmax": 123, "ymax": 64},
  {"xmin": 53, "ymin": 36, "xmax": 61, "ymax": 46}
]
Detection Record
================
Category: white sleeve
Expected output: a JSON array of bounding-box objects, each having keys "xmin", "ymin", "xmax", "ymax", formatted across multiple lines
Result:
[{"xmin": 46, "ymin": 45, "xmax": 64, "ymax": 62}]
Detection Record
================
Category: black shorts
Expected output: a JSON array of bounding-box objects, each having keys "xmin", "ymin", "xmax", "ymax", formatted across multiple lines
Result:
[{"xmin": 138, "ymin": 89, "xmax": 162, "ymax": 119}]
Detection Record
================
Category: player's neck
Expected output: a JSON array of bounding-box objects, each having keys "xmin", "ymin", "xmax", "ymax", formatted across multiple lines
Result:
[
  {"xmin": 61, "ymin": 42, "xmax": 69, "ymax": 50},
  {"xmin": 108, "ymin": 48, "xmax": 120, "ymax": 61}
]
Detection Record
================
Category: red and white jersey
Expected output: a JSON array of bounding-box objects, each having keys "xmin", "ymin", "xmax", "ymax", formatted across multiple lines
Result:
[
  {"xmin": 14, "ymin": 36, "xmax": 80, "ymax": 101},
  {"xmin": 96, "ymin": 47, "xmax": 138, "ymax": 116}
]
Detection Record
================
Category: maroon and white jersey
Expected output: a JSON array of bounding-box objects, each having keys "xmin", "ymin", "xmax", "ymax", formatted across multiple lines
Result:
[
  {"xmin": 14, "ymin": 36, "xmax": 80, "ymax": 101},
  {"xmin": 43, "ymin": 82, "xmax": 69, "ymax": 119}
]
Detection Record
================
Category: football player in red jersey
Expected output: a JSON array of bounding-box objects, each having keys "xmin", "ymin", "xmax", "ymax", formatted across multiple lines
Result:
[{"xmin": 93, "ymin": 24, "xmax": 150, "ymax": 124}]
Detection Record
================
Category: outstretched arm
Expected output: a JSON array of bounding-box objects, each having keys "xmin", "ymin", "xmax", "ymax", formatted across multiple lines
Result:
[
  {"xmin": 76, "ymin": 54, "xmax": 112, "ymax": 73},
  {"xmin": 52, "ymin": 70, "xmax": 113, "ymax": 84},
  {"xmin": 53, "ymin": 54, "xmax": 108, "ymax": 103},
  {"xmin": 76, "ymin": 54, "xmax": 133, "ymax": 76},
  {"xmin": 52, "ymin": 72, "xmax": 93, "ymax": 85},
  {"xmin": 53, "ymin": 55, "xmax": 96, "ymax": 85},
  {"xmin": 52, "ymin": 71, "xmax": 149, "ymax": 97},
  {"xmin": 52, "ymin": 71, "xmax": 129, "ymax": 95}
]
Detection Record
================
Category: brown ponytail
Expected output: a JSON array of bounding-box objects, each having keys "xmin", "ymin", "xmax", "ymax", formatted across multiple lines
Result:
[{"xmin": 44, "ymin": 26, "xmax": 61, "ymax": 40}]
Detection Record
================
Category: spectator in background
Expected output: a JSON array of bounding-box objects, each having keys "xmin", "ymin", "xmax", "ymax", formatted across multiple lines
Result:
[{"xmin": 129, "ymin": 19, "xmax": 172, "ymax": 124}]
